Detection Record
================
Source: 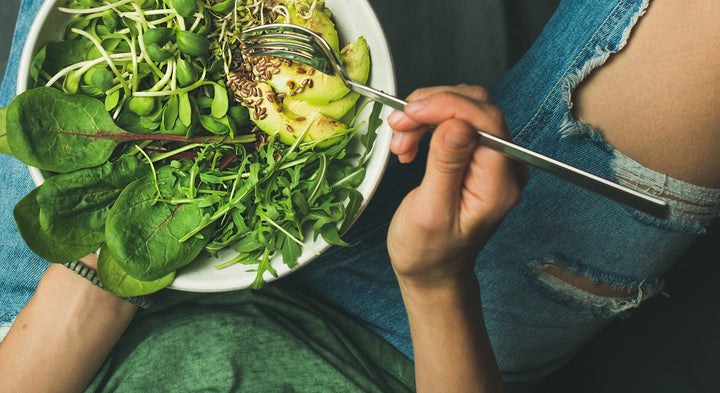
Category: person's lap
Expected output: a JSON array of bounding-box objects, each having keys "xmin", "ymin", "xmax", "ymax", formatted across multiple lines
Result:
[{"xmin": 2, "ymin": 0, "xmax": 718, "ymax": 385}]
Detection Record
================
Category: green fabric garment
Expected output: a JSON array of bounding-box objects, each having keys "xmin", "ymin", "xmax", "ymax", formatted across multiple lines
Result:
[{"xmin": 86, "ymin": 285, "xmax": 416, "ymax": 392}]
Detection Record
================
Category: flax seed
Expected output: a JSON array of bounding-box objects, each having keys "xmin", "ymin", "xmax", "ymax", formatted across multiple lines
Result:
[{"xmin": 296, "ymin": 68, "xmax": 306, "ymax": 74}]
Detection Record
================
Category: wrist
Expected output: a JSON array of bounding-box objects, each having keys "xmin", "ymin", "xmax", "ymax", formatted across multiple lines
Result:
[
  {"xmin": 396, "ymin": 265, "xmax": 480, "ymax": 305},
  {"xmin": 38, "ymin": 264, "xmax": 138, "ymax": 334}
]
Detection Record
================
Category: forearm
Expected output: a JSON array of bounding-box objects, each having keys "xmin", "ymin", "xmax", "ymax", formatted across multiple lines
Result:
[
  {"xmin": 398, "ymin": 269, "xmax": 505, "ymax": 393},
  {"xmin": 0, "ymin": 262, "xmax": 137, "ymax": 393}
]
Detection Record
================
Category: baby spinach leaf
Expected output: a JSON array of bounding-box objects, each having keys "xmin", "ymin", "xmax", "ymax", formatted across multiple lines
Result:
[
  {"xmin": 36, "ymin": 155, "xmax": 150, "ymax": 248},
  {"xmin": 6, "ymin": 87, "xmax": 130, "ymax": 172},
  {"xmin": 13, "ymin": 188, "xmax": 98, "ymax": 262},
  {"xmin": 40, "ymin": 40, "xmax": 93, "ymax": 76},
  {"xmin": 97, "ymin": 244, "xmax": 175, "ymax": 297},
  {"xmin": 29, "ymin": 47, "xmax": 46, "ymax": 86},
  {"xmin": 0, "ymin": 106, "xmax": 9, "ymax": 156},
  {"xmin": 105, "ymin": 166, "xmax": 216, "ymax": 281}
]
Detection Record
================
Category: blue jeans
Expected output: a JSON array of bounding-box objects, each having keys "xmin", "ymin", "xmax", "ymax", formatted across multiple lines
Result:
[
  {"xmin": 281, "ymin": 0, "xmax": 720, "ymax": 382},
  {"xmin": 0, "ymin": 0, "xmax": 51, "ymax": 339},
  {"xmin": 2, "ymin": 0, "xmax": 719, "ymax": 383}
]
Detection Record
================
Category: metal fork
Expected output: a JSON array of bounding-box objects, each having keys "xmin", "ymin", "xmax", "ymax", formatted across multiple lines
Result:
[{"xmin": 241, "ymin": 23, "xmax": 669, "ymax": 220}]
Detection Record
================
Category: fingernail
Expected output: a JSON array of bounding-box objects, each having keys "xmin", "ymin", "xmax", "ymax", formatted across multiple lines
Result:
[
  {"xmin": 445, "ymin": 128, "xmax": 475, "ymax": 150},
  {"xmin": 404, "ymin": 98, "xmax": 427, "ymax": 114},
  {"xmin": 390, "ymin": 131, "xmax": 404, "ymax": 151},
  {"xmin": 398, "ymin": 153, "xmax": 412, "ymax": 164},
  {"xmin": 387, "ymin": 110, "xmax": 403, "ymax": 124}
]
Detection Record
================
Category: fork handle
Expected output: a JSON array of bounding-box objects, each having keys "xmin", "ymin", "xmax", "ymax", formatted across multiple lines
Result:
[{"xmin": 347, "ymin": 80, "xmax": 669, "ymax": 219}]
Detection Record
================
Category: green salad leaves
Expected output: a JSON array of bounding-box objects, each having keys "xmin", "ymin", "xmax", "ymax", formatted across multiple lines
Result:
[{"xmin": 1, "ymin": 0, "xmax": 383, "ymax": 295}]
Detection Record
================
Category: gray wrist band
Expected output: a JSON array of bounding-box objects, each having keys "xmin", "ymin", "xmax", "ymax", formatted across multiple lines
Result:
[{"xmin": 63, "ymin": 261, "xmax": 154, "ymax": 309}]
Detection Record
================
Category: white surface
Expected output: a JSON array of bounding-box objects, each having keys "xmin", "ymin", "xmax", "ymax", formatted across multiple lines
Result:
[{"xmin": 17, "ymin": 0, "xmax": 396, "ymax": 292}]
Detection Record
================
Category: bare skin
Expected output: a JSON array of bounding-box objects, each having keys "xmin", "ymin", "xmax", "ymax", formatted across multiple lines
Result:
[
  {"xmin": 388, "ymin": 85, "xmax": 528, "ymax": 392},
  {"xmin": 0, "ymin": 255, "xmax": 137, "ymax": 393},
  {"xmin": 573, "ymin": 0, "xmax": 720, "ymax": 188}
]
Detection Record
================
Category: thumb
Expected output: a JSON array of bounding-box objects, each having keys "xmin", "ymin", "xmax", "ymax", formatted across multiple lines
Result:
[{"xmin": 418, "ymin": 120, "xmax": 478, "ymax": 204}]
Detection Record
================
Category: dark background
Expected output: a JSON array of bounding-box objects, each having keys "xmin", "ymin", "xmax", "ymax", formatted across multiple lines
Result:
[{"xmin": 2, "ymin": 0, "xmax": 718, "ymax": 391}]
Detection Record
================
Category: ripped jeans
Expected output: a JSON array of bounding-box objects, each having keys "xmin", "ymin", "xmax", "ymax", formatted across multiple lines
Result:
[
  {"xmin": 1, "ymin": 0, "xmax": 719, "ymax": 384},
  {"xmin": 281, "ymin": 0, "xmax": 720, "ymax": 383}
]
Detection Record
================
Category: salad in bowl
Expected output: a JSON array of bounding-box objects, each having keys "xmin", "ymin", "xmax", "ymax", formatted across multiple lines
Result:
[{"xmin": 1, "ymin": 0, "xmax": 395, "ymax": 295}]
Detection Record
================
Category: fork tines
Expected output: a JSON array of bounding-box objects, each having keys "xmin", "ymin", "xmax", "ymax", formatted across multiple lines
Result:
[{"xmin": 240, "ymin": 23, "xmax": 336, "ymax": 74}]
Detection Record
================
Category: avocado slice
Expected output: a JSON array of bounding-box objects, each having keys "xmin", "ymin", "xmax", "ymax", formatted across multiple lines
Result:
[
  {"xmin": 238, "ymin": 81, "xmax": 347, "ymax": 145},
  {"xmin": 283, "ymin": 36, "xmax": 370, "ymax": 120},
  {"xmin": 264, "ymin": 61, "xmax": 350, "ymax": 106},
  {"xmin": 264, "ymin": 3, "xmax": 348, "ymax": 105},
  {"xmin": 286, "ymin": 2, "xmax": 340, "ymax": 54}
]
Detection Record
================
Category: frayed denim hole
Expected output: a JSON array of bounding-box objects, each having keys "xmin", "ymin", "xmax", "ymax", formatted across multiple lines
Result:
[
  {"xmin": 558, "ymin": 0, "xmax": 651, "ymax": 139},
  {"xmin": 610, "ymin": 151, "xmax": 720, "ymax": 234},
  {"xmin": 524, "ymin": 258, "xmax": 663, "ymax": 319},
  {"xmin": 0, "ymin": 321, "xmax": 13, "ymax": 343}
]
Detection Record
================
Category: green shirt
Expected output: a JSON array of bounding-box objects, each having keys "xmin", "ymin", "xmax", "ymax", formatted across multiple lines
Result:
[{"xmin": 86, "ymin": 285, "xmax": 416, "ymax": 392}]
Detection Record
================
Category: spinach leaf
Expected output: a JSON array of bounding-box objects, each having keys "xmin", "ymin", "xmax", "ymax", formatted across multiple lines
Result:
[
  {"xmin": 13, "ymin": 188, "xmax": 98, "ymax": 262},
  {"xmin": 105, "ymin": 165, "xmax": 216, "ymax": 280},
  {"xmin": 37, "ymin": 155, "xmax": 150, "ymax": 247},
  {"xmin": 40, "ymin": 39, "xmax": 93, "ymax": 77},
  {"xmin": 0, "ymin": 106, "xmax": 9, "ymax": 156},
  {"xmin": 97, "ymin": 244, "xmax": 175, "ymax": 297},
  {"xmin": 6, "ymin": 87, "xmax": 129, "ymax": 172}
]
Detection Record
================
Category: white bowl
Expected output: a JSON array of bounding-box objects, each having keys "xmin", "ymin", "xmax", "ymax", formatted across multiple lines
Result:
[{"xmin": 17, "ymin": 0, "xmax": 396, "ymax": 292}]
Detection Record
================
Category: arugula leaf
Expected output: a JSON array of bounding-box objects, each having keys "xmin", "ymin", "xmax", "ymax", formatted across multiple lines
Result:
[
  {"xmin": 339, "ymin": 189, "xmax": 363, "ymax": 234},
  {"xmin": 359, "ymin": 101, "xmax": 383, "ymax": 164}
]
